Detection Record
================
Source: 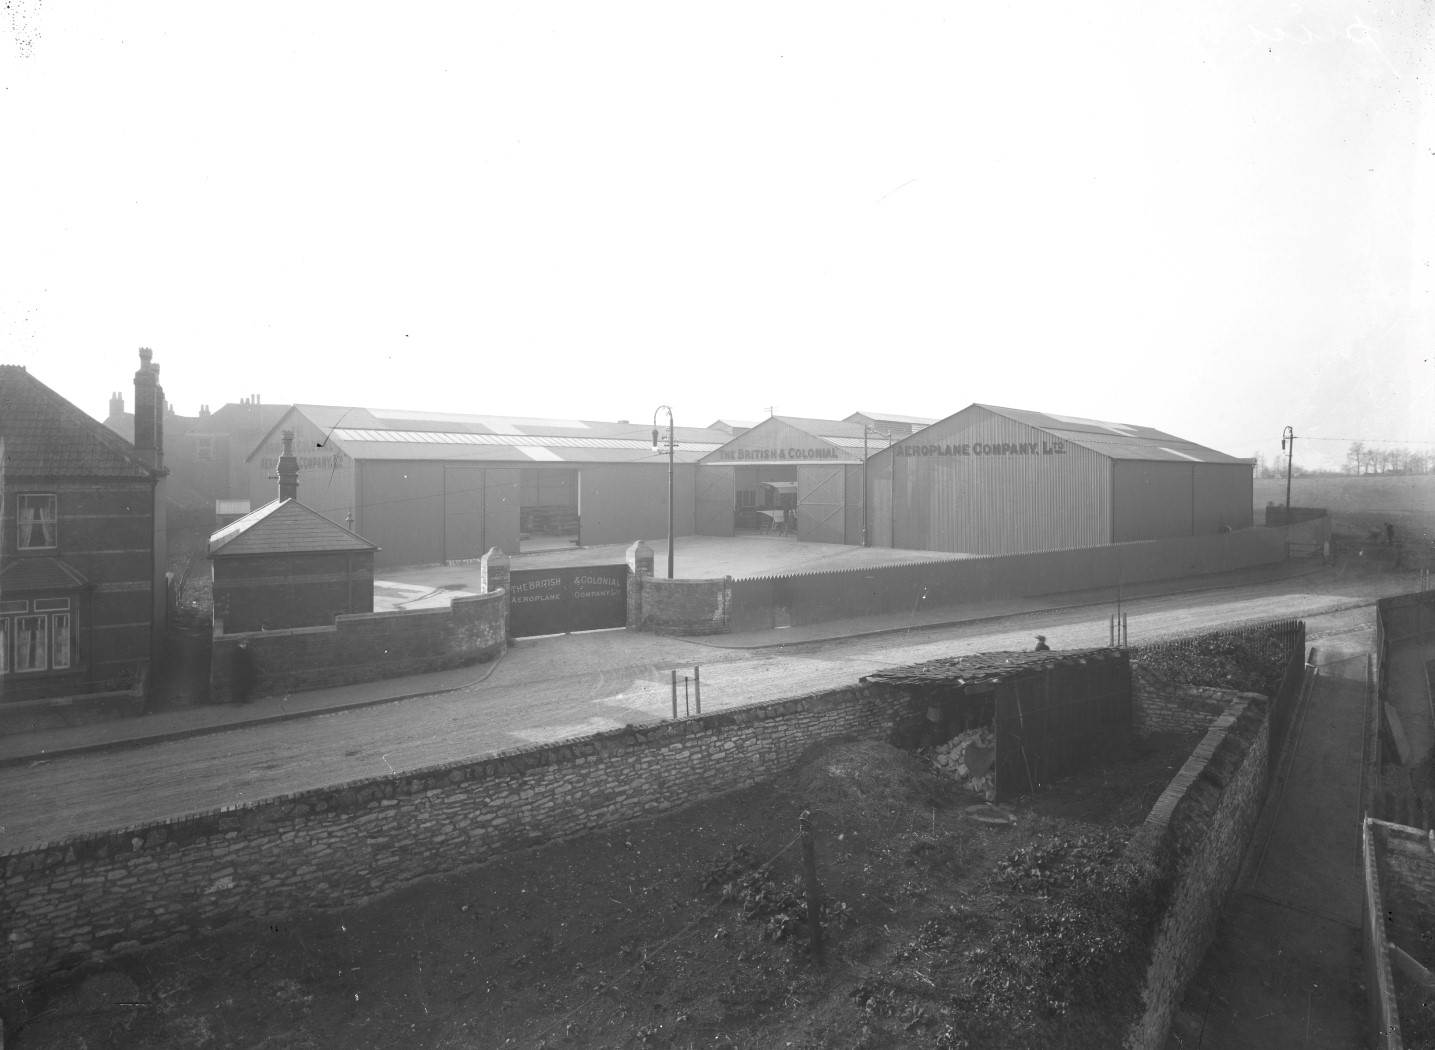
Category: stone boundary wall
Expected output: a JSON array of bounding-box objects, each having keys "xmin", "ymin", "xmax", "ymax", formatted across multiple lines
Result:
[
  {"xmin": 1124, "ymin": 694, "xmax": 1270, "ymax": 1050},
  {"xmin": 1363, "ymin": 819, "xmax": 1417, "ymax": 1049},
  {"xmin": 208, "ymin": 592, "xmax": 506, "ymax": 703},
  {"xmin": 630, "ymin": 575, "xmax": 732, "ymax": 635},
  {"xmin": 1130, "ymin": 663, "xmax": 1241, "ymax": 736},
  {"xmin": 1, "ymin": 682, "xmax": 919, "ymax": 998}
]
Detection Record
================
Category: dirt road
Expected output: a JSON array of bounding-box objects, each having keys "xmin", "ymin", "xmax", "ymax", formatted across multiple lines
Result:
[{"xmin": 0, "ymin": 575, "xmax": 1393, "ymax": 851}]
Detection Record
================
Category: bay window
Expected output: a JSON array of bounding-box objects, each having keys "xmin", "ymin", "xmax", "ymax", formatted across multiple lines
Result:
[{"xmin": 0, "ymin": 598, "xmax": 72, "ymax": 673}]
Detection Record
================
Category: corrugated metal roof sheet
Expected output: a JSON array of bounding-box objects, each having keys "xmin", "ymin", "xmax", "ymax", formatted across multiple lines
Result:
[
  {"xmin": 772, "ymin": 415, "xmax": 870, "ymax": 441},
  {"xmin": 0, "ymin": 366, "xmax": 157, "ymax": 480},
  {"xmin": 331, "ymin": 428, "xmax": 723, "ymax": 452},
  {"xmin": 321, "ymin": 438, "xmax": 716, "ymax": 464},
  {"xmin": 254, "ymin": 406, "xmax": 731, "ymax": 464},
  {"xmin": 972, "ymin": 405, "xmax": 1249, "ymax": 464},
  {"xmin": 208, "ymin": 499, "xmax": 379, "ymax": 557},
  {"xmin": 848, "ymin": 411, "xmax": 939, "ymax": 426}
]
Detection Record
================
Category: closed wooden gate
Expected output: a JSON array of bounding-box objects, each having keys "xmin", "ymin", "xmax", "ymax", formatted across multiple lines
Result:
[
  {"xmin": 797, "ymin": 465, "xmax": 846, "ymax": 544},
  {"xmin": 508, "ymin": 564, "xmax": 629, "ymax": 637},
  {"xmin": 694, "ymin": 466, "xmax": 737, "ymax": 536}
]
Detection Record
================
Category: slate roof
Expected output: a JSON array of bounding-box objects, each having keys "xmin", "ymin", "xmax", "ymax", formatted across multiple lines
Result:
[
  {"xmin": 249, "ymin": 405, "xmax": 731, "ymax": 466},
  {"xmin": 861, "ymin": 648, "xmax": 1124, "ymax": 689},
  {"xmin": 0, "ymin": 366, "xmax": 156, "ymax": 480},
  {"xmin": 0, "ymin": 555, "xmax": 91, "ymax": 592},
  {"xmin": 208, "ymin": 498, "xmax": 380, "ymax": 557}
]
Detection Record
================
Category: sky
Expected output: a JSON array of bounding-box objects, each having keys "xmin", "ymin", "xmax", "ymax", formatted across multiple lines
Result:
[{"xmin": 3, "ymin": 2, "xmax": 1432, "ymax": 471}]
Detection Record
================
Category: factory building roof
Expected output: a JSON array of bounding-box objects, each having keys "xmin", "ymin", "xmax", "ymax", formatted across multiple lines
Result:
[
  {"xmin": 248, "ymin": 406, "xmax": 730, "ymax": 465},
  {"xmin": 897, "ymin": 404, "xmax": 1251, "ymax": 465}
]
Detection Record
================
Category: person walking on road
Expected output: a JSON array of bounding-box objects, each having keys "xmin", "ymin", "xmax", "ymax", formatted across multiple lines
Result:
[
  {"xmin": 232, "ymin": 641, "xmax": 257, "ymax": 704},
  {"xmin": 1034, "ymin": 635, "xmax": 1050, "ymax": 651}
]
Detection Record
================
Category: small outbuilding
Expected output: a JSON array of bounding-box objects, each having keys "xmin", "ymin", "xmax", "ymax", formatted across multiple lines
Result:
[{"xmin": 209, "ymin": 431, "xmax": 378, "ymax": 633}]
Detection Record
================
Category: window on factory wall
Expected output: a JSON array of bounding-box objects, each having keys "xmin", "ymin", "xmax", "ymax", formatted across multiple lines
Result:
[
  {"xmin": 17, "ymin": 493, "xmax": 58, "ymax": 549},
  {"xmin": 0, "ymin": 598, "xmax": 72, "ymax": 673},
  {"xmin": 195, "ymin": 436, "xmax": 214, "ymax": 460}
]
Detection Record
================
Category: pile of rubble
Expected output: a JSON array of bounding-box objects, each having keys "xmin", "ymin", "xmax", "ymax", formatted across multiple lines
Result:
[{"xmin": 930, "ymin": 726, "xmax": 997, "ymax": 800}]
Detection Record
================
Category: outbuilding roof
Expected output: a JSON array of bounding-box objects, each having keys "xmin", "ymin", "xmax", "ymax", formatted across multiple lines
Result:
[
  {"xmin": 208, "ymin": 498, "xmax": 380, "ymax": 557},
  {"xmin": 249, "ymin": 406, "xmax": 730, "ymax": 465},
  {"xmin": 894, "ymin": 404, "xmax": 1249, "ymax": 465},
  {"xmin": 0, "ymin": 365, "xmax": 157, "ymax": 480},
  {"xmin": 861, "ymin": 648, "xmax": 1124, "ymax": 689}
]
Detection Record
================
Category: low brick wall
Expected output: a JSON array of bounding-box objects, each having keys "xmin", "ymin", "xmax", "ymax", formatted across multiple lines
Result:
[
  {"xmin": 630, "ymin": 575, "xmax": 732, "ymax": 635},
  {"xmin": 209, "ymin": 592, "xmax": 505, "ymax": 703},
  {"xmin": 1124, "ymin": 695, "xmax": 1270, "ymax": 1050},
  {"xmin": 1130, "ymin": 663, "xmax": 1243, "ymax": 736},
  {"xmin": 1, "ymin": 681, "xmax": 920, "ymax": 998}
]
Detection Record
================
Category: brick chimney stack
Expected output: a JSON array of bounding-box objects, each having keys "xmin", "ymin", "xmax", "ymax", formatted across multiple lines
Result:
[
  {"xmin": 132, "ymin": 348, "xmax": 164, "ymax": 469},
  {"xmin": 109, "ymin": 391, "xmax": 124, "ymax": 418},
  {"xmin": 277, "ymin": 429, "xmax": 299, "ymax": 502}
]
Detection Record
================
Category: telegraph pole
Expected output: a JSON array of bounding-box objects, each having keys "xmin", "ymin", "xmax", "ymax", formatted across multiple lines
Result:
[{"xmin": 1281, "ymin": 426, "xmax": 1295, "ymax": 520}]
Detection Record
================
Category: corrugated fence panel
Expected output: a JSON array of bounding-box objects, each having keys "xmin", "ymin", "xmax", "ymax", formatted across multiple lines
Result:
[{"xmin": 726, "ymin": 525, "xmax": 1292, "ymax": 632}]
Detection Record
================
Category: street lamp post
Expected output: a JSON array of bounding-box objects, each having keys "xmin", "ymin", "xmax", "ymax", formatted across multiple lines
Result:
[
  {"xmin": 1281, "ymin": 425, "xmax": 1295, "ymax": 522},
  {"xmin": 652, "ymin": 406, "xmax": 676, "ymax": 578},
  {"xmin": 860, "ymin": 426, "xmax": 891, "ymax": 548}
]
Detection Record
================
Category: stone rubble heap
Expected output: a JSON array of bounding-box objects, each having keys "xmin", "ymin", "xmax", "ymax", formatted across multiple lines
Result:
[{"xmin": 930, "ymin": 726, "xmax": 997, "ymax": 801}]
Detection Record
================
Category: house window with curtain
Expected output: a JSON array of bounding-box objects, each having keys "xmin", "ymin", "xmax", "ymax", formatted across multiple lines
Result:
[
  {"xmin": 0, "ymin": 598, "xmax": 73, "ymax": 673},
  {"xmin": 18, "ymin": 493, "xmax": 58, "ymax": 549}
]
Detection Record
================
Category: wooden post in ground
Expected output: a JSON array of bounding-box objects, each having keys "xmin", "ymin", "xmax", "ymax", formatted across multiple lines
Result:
[
  {"xmin": 694, "ymin": 665, "xmax": 701, "ymax": 714},
  {"xmin": 800, "ymin": 809, "xmax": 823, "ymax": 964},
  {"xmin": 671, "ymin": 669, "xmax": 678, "ymax": 719}
]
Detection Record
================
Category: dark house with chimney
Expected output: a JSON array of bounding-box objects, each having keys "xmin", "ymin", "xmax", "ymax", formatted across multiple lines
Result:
[
  {"xmin": 208, "ymin": 430, "xmax": 378, "ymax": 634},
  {"xmin": 0, "ymin": 351, "xmax": 168, "ymax": 707}
]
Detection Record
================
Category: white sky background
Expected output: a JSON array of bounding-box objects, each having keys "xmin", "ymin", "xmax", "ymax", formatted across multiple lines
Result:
[{"xmin": 2, "ymin": 2, "xmax": 1432, "ymax": 471}]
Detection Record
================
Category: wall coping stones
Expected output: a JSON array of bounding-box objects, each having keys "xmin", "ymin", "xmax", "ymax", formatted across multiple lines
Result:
[{"xmin": 1, "ymin": 682, "xmax": 896, "ymax": 864}]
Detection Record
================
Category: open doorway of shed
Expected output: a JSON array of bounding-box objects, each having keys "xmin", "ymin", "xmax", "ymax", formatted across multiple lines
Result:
[
  {"xmin": 519, "ymin": 467, "xmax": 580, "ymax": 551},
  {"xmin": 735, "ymin": 466, "xmax": 798, "ymax": 536}
]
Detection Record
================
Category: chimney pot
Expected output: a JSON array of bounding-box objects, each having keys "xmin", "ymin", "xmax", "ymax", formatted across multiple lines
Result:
[
  {"xmin": 277, "ymin": 428, "xmax": 299, "ymax": 502},
  {"xmin": 133, "ymin": 348, "xmax": 158, "ymax": 460}
]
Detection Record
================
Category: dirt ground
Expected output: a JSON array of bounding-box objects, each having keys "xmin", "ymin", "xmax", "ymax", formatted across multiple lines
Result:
[{"xmin": 9, "ymin": 731, "xmax": 1199, "ymax": 1050}]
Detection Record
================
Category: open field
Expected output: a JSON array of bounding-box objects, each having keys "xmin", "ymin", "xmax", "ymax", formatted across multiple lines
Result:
[{"xmin": 1254, "ymin": 475, "xmax": 1435, "ymax": 540}]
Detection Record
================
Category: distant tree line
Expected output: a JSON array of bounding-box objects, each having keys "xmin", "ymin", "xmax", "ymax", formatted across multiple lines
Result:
[{"xmin": 1342, "ymin": 442, "xmax": 1433, "ymax": 475}]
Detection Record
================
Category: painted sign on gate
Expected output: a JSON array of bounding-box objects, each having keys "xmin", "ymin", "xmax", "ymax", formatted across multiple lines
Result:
[{"xmin": 508, "ymin": 564, "xmax": 628, "ymax": 637}]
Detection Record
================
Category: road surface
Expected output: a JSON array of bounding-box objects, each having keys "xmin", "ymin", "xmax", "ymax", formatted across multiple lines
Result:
[{"xmin": 0, "ymin": 575, "xmax": 1398, "ymax": 850}]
